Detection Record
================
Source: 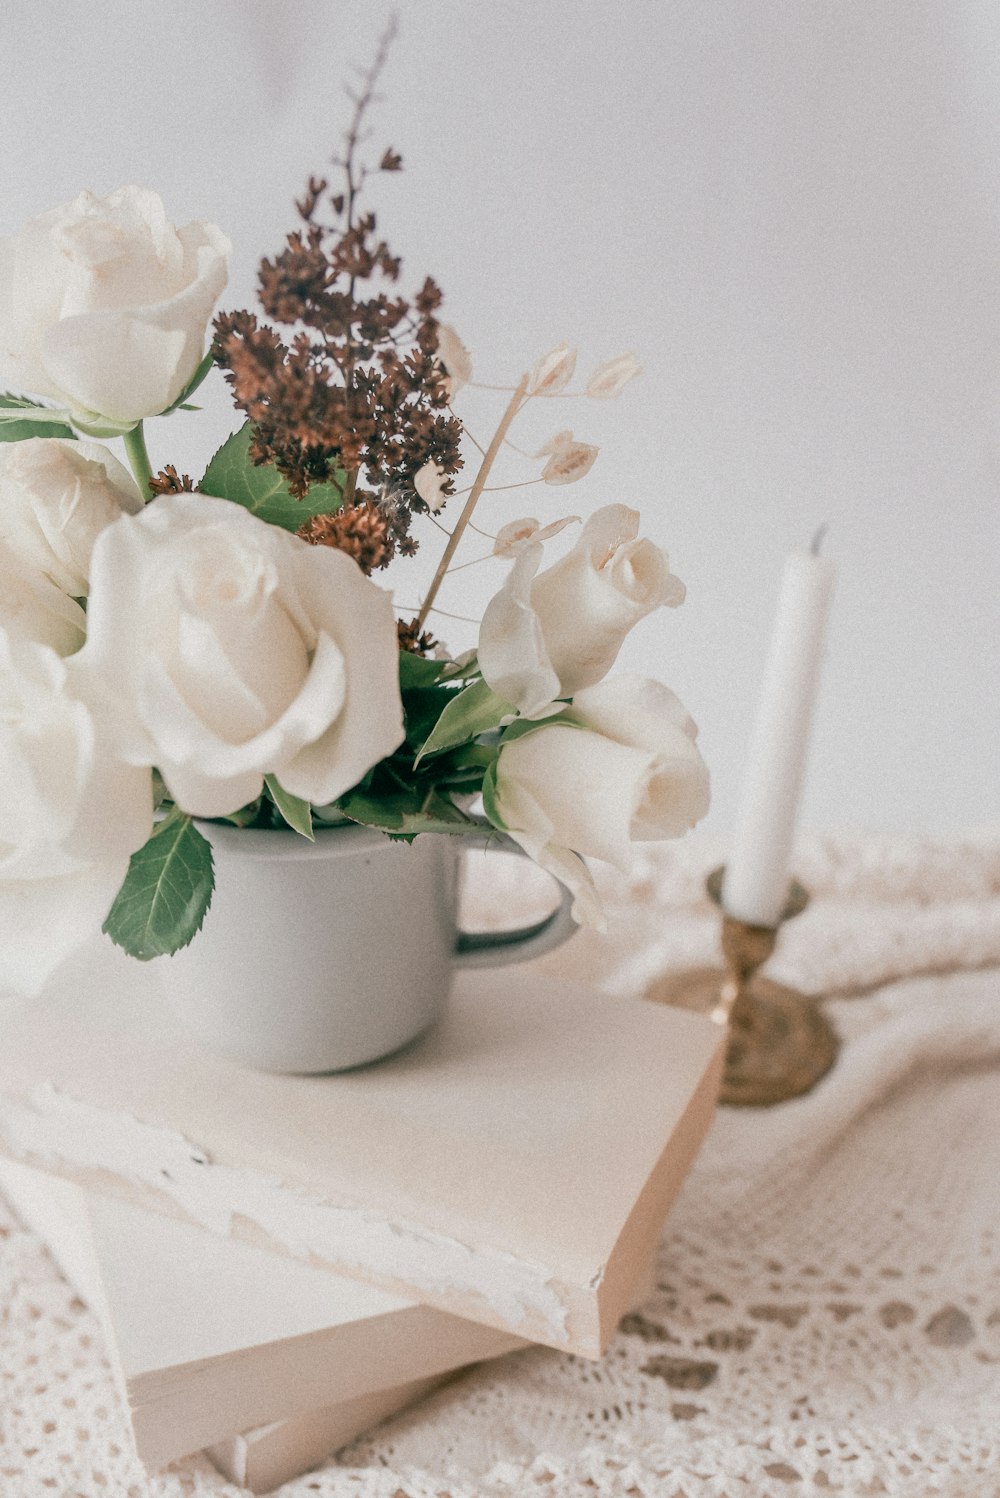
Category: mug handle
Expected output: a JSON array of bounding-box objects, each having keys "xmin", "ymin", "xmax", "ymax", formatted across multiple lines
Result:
[{"xmin": 454, "ymin": 832, "xmax": 579, "ymax": 969}]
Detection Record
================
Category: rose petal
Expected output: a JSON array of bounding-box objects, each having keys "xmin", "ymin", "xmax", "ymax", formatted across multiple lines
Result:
[
  {"xmin": 0, "ymin": 546, "xmax": 86, "ymax": 656},
  {"xmin": 0, "ymin": 437, "xmax": 142, "ymax": 598},
  {"xmin": 80, "ymin": 492, "xmax": 403, "ymax": 816},
  {"xmin": 0, "ymin": 188, "xmax": 229, "ymax": 424},
  {"xmin": 497, "ymin": 722, "xmax": 654, "ymax": 869},
  {"xmin": 0, "ymin": 860, "xmax": 132, "ymax": 997},
  {"xmin": 569, "ymin": 675, "xmax": 710, "ymax": 837},
  {"xmin": 528, "ymin": 505, "xmax": 685, "ymax": 694},
  {"xmin": 0, "ymin": 630, "xmax": 152, "ymax": 996},
  {"xmin": 277, "ymin": 547, "xmax": 404, "ymax": 805},
  {"xmin": 478, "ymin": 542, "xmax": 562, "ymax": 715}
]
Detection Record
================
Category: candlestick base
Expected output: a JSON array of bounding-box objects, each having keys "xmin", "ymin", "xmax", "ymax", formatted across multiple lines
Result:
[
  {"xmin": 646, "ymin": 967, "xmax": 838, "ymax": 1107},
  {"xmin": 645, "ymin": 866, "xmax": 839, "ymax": 1107}
]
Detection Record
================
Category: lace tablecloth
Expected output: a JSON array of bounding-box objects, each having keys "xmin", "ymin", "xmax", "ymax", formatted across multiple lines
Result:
[{"xmin": 2, "ymin": 833, "xmax": 998, "ymax": 1497}]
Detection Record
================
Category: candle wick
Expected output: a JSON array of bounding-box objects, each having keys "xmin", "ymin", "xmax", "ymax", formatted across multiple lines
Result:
[{"xmin": 810, "ymin": 524, "xmax": 828, "ymax": 556}]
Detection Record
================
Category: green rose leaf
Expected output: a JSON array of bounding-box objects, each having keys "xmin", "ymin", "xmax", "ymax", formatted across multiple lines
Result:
[
  {"xmin": 72, "ymin": 414, "xmax": 140, "ymax": 439},
  {"xmin": 398, "ymin": 650, "xmax": 447, "ymax": 691},
  {"xmin": 498, "ymin": 708, "xmax": 579, "ymax": 745},
  {"xmin": 430, "ymin": 742, "xmax": 496, "ymax": 791},
  {"xmin": 413, "ymin": 678, "xmax": 515, "ymax": 767},
  {"xmin": 481, "ymin": 757, "xmax": 508, "ymax": 832},
  {"xmin": 0, "ymin": 394, "xmax": 75, "ymax": 443},
  {"xmin": 264, "ymin": 775, "xmax": 314, "ymax": 840},
  {"xmin": 200, "ymin": 422, "xmax": 347, "ymax": 531},
  {"xmin": 338, "ymin": 785, "xmax": 486, "ymax": 840},
  {"xmin": 102, "ymin": 813, "xmax": 215, "ymax": 960},
  {"xmin": 158, "ymin": 351, "xmax": 215, "ymax": 417}
]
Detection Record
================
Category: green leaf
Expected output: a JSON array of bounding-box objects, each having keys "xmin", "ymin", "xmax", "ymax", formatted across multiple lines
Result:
[
  {"xmin": 498, "ymin": 707, "xmax": 580, "ymax": 745},
  {"xmin": 338, "ymin": 785, "xmax": 487, "ymax": 839},
  {"xmin": 438, "ymin": 652, "xmax": 481, "ymax": 683},
  {"xmin": 264, "ymin": 775, "xmax": 314, "ymax": 840},
  {"xmin": 400, "ymin": 684, "xmax": 458, "ymax": 751},
  {"xmin": 102, "ymin": 813, "xmax": 215, "ymax": 960},
  {"xmin": 0, "ymin": 394, "xmax": 75, "ymax": 443},
  {"xmin": 217, "ymin": 798, "xmax": 263, "ymax": 827},
  {"xmin": 200, "ymin": 423, "xmax": 346, "ymax": 531},
  {"xmin": 413, "ymin": 679, "xmax": 515, "ymax": 767},
  {"xmin": 398, "ymin": 650, "xmax": 447, "ymax": 691},
  {"xmin": 430, "ymin": 742, "xmax": 496, "ymax": 790},
  {"xmin": 481, "ymin": 758, "xmax": 507, "ymax": 832},
  {"xmin": 72, "ymin": 414, "xmax": 139, "ymax": 439},
  {"xmin": 312, "ymin": 802, "xmax": 352, "ymax": 826},
  {"xmin": 158, "ymin": 351, "xmax": 214, "ymax": 416}
]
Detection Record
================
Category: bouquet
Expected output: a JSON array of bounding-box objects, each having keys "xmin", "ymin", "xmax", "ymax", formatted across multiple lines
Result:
[{"xmin": 0, "ymin": 55, "xmax": 709, "ymax": 998}]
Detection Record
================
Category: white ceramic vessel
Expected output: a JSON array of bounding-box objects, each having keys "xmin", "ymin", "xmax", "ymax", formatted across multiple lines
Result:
[{"xmin": 160, "ymin": 822, "xmax": 577, "ymax": 1073}]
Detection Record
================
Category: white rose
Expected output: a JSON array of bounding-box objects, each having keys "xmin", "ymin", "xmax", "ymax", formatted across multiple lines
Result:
[
  {"xmin": 493, "ymin": 675, "xmax": 710, "ymax": 925},
  {"xmin": 0, "ymin": 186, "xmax": 230, "ymax": 427},
  {"xmin": 479, "ymin": 504, "xmax": 686, "ymax": 715},
  {"xmin": 0, "ymin": 437, "xmax": 141, "ymax": 597},
  {"xmin": 80, "ymin": 493, "xmax": 405, "ymax": 817},
  {"xmin": 0, "ymin": 544, "xmax": 86, "ymax": 655},
  {"xmin": 0, "ymin": 632, "xmax": 152, "ymax": 996}
]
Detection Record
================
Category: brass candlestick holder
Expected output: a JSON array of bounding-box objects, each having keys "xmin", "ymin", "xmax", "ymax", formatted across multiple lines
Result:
[{"xmin": 647, "ymin": 866, "xmax": 839, "ymax": 1107}]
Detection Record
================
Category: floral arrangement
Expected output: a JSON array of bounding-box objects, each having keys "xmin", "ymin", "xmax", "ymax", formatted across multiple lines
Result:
[{"xmin": 0, "ymin": 52, "xmax": 709, "ymax": 998}]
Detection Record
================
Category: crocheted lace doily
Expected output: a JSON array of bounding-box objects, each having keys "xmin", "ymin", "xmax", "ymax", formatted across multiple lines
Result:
[{"xmin": 1, "ymin": 832, "xmax": 998, "ymax": 1497}]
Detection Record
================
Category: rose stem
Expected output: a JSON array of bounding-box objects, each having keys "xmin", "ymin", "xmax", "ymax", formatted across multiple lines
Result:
[
  {"xmin": 416, "ymin": 373, "xmax": 529, "ymax": 632},
  {"xmin": 122, "ymin": 422, "xmax": 154, "ymax": 497}
]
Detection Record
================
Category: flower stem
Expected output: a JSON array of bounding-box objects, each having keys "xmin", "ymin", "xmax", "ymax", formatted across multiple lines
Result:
[
  {"xmin": 416, "ymin": 374, "xmax": 529, "ymax": 632},
  {"xmin": 123, "ymin": 422, "xmax": 153, "ymax": 498}
]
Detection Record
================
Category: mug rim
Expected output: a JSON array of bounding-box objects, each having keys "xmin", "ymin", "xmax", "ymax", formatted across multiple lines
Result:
[{"xmin": 193, "ymin": 818, "xmax": 409, "ymax": 862}]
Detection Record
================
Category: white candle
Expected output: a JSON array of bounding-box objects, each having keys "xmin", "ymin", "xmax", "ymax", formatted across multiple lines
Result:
[{"xmin": 721, "ymin": 544, "xmax": 835, "ymax": 927}]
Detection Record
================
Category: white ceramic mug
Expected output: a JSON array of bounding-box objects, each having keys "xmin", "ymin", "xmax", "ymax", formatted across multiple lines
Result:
[{"xmin": 160, "ymin": 821, "xmax": 578, "ymax": 1073}]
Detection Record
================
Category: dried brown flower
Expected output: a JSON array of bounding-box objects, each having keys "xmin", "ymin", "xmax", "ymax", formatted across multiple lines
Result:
[
  {"xmin": 397, "ymin": 617, "xmax": 439, "ymax": 656},
  {"xmin": 212, "ymin": 24, "xmax": 462, "ymax": 564},
  {"xmin": 148, "ymin": 465, "xmax": 194, "ymax": 496},
  {"xmin": 297, "ymin": 502, "xmax": 393, "ymax": 574}
]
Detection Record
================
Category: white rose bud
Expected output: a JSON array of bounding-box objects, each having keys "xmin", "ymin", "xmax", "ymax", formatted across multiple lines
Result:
[
  {"xmin": 79, "ymin": 493, "xmax": 405, "ymax": 818},
  {"xmin": 493, "ymin": 675, "xmax": 710, "ymax": 925},
  {"xmin": 0, "ymin": 632, "xmax": 152, "ymax": 996},
  {"xmin": 479, "ymin": 504, "xmax": 686, "ymax": 715},
  {"xmin": 0, "ymin": 437, "xmax": 142, "ymax": 597},
  {"xmin": 0, "ymin": 544, "xmax": 86, "ymax": 655},
  {"xmin": 0, "ymin": 186, "xmax": 230, "ymax": 426}
]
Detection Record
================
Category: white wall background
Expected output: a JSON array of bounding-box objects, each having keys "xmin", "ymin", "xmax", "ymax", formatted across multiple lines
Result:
[{"xmin": 3, "ymin": 0, "xmax": 998, "ymax": 839}]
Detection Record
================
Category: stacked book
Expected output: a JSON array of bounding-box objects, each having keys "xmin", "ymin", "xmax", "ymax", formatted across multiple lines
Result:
[{"xmin": 0, "ymin": 942, "xmax": 723, "ymax": 1490}]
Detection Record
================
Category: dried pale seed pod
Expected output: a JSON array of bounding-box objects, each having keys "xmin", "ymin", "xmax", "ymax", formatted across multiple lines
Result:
[
  {"xmin": 493, "ymin": 515, "xmax": 580, "ymax": 558},
  {"xmin": 585, "ymin": 351, "xmax": 642, "ymax": 399},
  {"xmin": 435, "ymin": 324, "xmax": 473, "ymax": 397},
  {"xmin": 527, "ymin": 342, "xmax": 577, "ymax": 396},
  {"xmin": 414, "ymin": 459, "xmax": 449, "ymax": 511},
  {"xmin": 536, "ymin": 432, "xmax": 599, "ymax": 485}
]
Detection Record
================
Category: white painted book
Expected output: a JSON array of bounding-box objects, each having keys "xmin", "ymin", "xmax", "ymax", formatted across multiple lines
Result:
[
  {"xmin": 0, "ymin": 1156, "xmax": 523, "ymax": 1473},
  {"xmin": 0, "ymin": 946, "xmax": 724, "ymax": 1358},
  {"xmin": 205, "ymin": 1378, "xmax": 452, "ymax": 1492}
]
